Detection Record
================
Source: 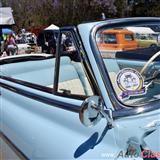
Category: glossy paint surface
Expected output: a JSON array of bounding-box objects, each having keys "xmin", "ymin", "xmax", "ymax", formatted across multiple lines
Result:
[
  {"xmin": 0, "ymin": 80, "xmax": 118, "ymax": 159},
  {"xmin": 1, "ymin": 18, "xmax": 160, "ymax": 159}
]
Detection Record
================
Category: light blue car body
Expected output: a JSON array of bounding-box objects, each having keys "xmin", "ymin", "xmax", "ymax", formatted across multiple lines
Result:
[{"xmin": 0, "ymin": 18, "xmax": 160, "ymax": 160}]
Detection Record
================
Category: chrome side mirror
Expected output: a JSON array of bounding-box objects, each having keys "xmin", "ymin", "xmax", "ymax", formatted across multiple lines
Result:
[
  {"xmin": 79, "ymin": 96, "xmax": 103, "ymax": 127},
  {"xmin": 79, "ymin": 96, "xmax": 113, "ymax": 128}
]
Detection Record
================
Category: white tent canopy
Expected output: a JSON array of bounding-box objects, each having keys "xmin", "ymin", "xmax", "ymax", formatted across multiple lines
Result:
[
  {"xmin": 0, "ymin": 7, "xmax": 15, "ymax": 25},
  {"xmin": 44, "ymin": 24, "xmax": 59, "ymax": 30},
  {"xmin": 126, "ymin": 27, "xmax": 155, "ymax": 34}
]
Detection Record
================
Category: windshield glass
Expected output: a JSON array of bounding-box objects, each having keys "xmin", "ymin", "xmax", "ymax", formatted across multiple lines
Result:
[{"xmin": 95, "ymin": 22, "xmax": 160, "ymax": 107}]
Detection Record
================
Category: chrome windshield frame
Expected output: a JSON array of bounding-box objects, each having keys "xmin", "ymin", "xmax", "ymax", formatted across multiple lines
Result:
[{"xmin": 89, "ymin": 17, "xmax": 160, "ymax": 118}]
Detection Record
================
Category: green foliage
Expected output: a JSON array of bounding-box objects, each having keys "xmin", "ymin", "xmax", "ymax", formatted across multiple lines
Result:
[
  {"xmin": 114, "ymin": 0, "xmax": 127, "ymax": 17},
  {"xmin": 1, "ymin": 0, "xmax": 160, "ymax": 31},
  {"xmin": 2, "ymin": 0, "xmax": 117, "ymax": 30},
  {"xmin": 131, "ymin": 1, "xmax": 160, "ymax": 17}
]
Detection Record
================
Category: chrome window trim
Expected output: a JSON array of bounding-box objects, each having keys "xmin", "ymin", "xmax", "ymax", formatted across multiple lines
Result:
[
  {"xmin": 0, "ymin": 80, "xmax": 81, "ymax": 113},
  {"xmin": 54, "ymin": 27, "xmax": 100, "ymax": 96},
  {"xmin": 1, "ymin": 78, "xmax": 160, "ymax": 119},
  {"xmin": 0, "ymin": 75, "xmax": 53, "ymax": 93}
]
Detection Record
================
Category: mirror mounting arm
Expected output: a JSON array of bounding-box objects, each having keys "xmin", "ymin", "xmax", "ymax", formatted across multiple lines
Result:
[{"xmin": 101, "ymin": 108, "xmax": 114, "ymax": 129}]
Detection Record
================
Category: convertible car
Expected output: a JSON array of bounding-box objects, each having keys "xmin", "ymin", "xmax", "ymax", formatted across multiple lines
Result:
[{"xmin": 0, "ymin": 18, "xmax": 160, "ymax": 160}]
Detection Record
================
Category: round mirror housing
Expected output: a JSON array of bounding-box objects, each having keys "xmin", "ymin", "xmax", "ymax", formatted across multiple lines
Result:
[{"xmin": 79, "ymin": 96, "xmax": 103, "ymax": 127}]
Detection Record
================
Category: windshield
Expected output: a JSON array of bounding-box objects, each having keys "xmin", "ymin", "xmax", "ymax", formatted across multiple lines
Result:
[{"xmin": 95, "ymin": 22, "xmax": 160, "ymax": 107}]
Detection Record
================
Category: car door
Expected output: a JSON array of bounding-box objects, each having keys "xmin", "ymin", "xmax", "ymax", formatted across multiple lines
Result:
[{"xmin": 0, "ymin": 28, "xmax": 118, "ymax": 160}]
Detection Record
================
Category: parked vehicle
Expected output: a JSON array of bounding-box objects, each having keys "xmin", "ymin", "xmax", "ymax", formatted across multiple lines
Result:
[
  {"xmin": 136, "ymin": 34, "xmax": 160, "ymax": 48},
  {"xmin": 97, "ymin": 29, "xmax": 138, "ymax": 51},
  {"xmin": 0, "ymin": 18, "xmax": 160, "ymax": 160},
  {"xmin": 126, "ymin": 26, "xmax": 160, "ymax": 48},
  {"xmin": 15, "ymin": 32, "xmax": 37, "ymax": 54},
  {"xmin": 16, "ymin": 43, "xmax": 32, "ymax": 54}
]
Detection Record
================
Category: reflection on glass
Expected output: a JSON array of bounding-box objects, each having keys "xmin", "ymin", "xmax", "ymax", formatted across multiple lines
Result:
[{"xmin": 96, "ymin": 23, "xmax": 160, "ymax": 107}]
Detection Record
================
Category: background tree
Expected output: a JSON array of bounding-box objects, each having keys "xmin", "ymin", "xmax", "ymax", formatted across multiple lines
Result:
[
  {"xmin": 115, "ymin": 0, "xmax": 127, "ymax": 17},
  {"xmin": 131, "ymin": 0, "xmax": 160, "ymax": 17},
  {"xmin": 1, "ymin": 0, "xmax": 160, "ymax": 32},
  {"xmin": 1, "ymin": 0, "xmax": 116, "ymax": 31}
]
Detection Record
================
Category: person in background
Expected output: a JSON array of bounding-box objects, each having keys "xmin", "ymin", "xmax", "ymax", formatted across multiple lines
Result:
[
  {"xmin": 48, "ymin": 35, "xmax": 56, "ymax": 55},
  {"xmin": 4, "ymin": 33, "xmax": 17, "ymax": 56},
  {"xmin": 63, "ymin": 32, "xmax": 72, "ymax": 51},
  {"xmin": 20, "ymin": 28, "xmax": 27, "ymax": 43},
  {"xmin": 63, "ymin": 32, "xmax": 75, "ymax": 52},
  {"xmin": 15, "ymin": 33, "xmax": 22, "ymax": 43}
]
